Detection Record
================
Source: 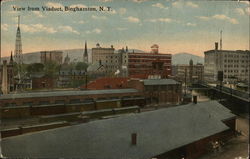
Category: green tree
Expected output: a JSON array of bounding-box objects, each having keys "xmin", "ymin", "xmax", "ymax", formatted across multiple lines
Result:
[
  {"xmin": 44, "ymin": 61, "xmax": 60, "ymax": 78},
  {"xmin": 75, "ymin": 62, "xmax": 88, "ymax": 71},
  {"xmin": 26, "ymin": 63, "xmax": 44, "ymax": 74}
]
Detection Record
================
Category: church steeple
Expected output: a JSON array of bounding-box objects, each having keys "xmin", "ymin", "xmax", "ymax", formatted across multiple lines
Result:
[
  {"xmin": 84, "ymin": 41, "xmax": 88, "ymax": 63},
  {"xmin": 9, "ymin": 51, "xmax": 14, "ymax": 65}
]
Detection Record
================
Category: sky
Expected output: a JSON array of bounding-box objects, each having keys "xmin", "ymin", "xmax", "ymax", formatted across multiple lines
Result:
[{"xmin": 1, "ymin": 0, "xmax": 249, "ymax": 58}]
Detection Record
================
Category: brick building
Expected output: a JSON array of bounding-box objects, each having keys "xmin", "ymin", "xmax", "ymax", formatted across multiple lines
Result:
[
  {"xmin": 126, "ymin": 78, "xmax": 182, "ymax": 105},
  {"xmin": 91, "ymin": 44, "xmax": 172, "ymax": 79},
  {"xmin": 122, "ymin": 44, "xmax": 172, "ymax": 79},
  {"xmin": 84, "ymin": 77, "xmax": 129, "ymax": 90},
  {"xmin": 80, "ymin": 77, "xmax": 182, "ymax": 105},
  {"xmin": 40, "ymin": 51, "xmax": 63, "ymax": 65},
  {"xmin": 0, "ymin": 53, "xmax": 15, "ymax": 93},
  {"xmin": 31, "ymin": 73, "xmax": 54, "ymax": 90}
]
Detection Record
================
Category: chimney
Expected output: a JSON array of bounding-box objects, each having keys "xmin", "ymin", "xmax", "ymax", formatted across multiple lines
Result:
[
  {"xmin": 1, "ymin": 60, "xmax": 8, "ymax": 94},
  {"xmin": 215, "ymin": 42, "xmax": 218, "ymax": 50},
  {"xmin": 193, "ymin": 96, "xmax": 197, "ymax": 104},
  {"xmin": 131, "ymin": 133, "xmax": 137, "ymax": 145}
]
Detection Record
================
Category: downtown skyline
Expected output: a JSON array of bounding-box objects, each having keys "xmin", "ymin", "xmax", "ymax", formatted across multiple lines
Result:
[{"xmin": 1, "ymin": 0, "xmax": 249, "ymax": 58}]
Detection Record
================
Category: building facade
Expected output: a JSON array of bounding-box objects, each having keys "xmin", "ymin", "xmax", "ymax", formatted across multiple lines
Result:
[
  {"xmin": 172, "ymin": 60, "xmax": 204, "ymax": 83},
  {"xmin": 123, "ymin": 45, "xmax": 172, "ymax": 79},
  {"xmin": 40, "ymin": 51, "xmax": 63, "ymax": 65},
  {"xmin": 0, "ymin": 53, "xmax": 15, "ymax": 94},
  {"xmin": 91, "ymin": 43, "xmax": 122, "ymax": 75},
  {"xmin": 204, "ymin": 43, "xmax": 250, "ymax": 83}
]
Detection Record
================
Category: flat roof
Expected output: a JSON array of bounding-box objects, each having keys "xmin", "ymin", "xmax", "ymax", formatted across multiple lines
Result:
[
  {"xmin": 143, "ymin": 79, "xmax": 180, "ymax": 85},
  {"xmin": 204, "ymin": 49, "xmax": 250, "ymax": 53},
  {"xmin": 2, "ymin": 101, "xmax": 234, "ymax": 159},
  {"xmin": 0, "ymin": 89, "xmax": 139, "ymax": 100}
]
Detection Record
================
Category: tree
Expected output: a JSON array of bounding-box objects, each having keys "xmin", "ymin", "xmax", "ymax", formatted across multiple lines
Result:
[
  {"xmin": 26, "ymin": 63, "xmax": 44, "ymax": 74},
  {"xmin": 75, "ymin": 62, "xmax": 88, "ymax": 71},
  {"xmin": 44, "ymin": 61, "xmax": 60, "ymax": 78}
]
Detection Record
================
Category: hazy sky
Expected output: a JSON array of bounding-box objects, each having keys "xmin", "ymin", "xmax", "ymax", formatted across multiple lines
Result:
[{"xmin": 1, "ymin": 0, "xmax": 249, "ymax": 57}]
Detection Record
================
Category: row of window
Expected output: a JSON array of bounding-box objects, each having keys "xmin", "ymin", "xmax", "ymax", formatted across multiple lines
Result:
[
  {"xmin": 224, "ymin": 70, "xmax": 248, "ymax": 73},
  {"xmin": 224, "ymin": 54, "xmax": 249, "ymax": 58},
  {"xmin": 4, "ymin": 96, "xmax": 143, "ymax": 107}
]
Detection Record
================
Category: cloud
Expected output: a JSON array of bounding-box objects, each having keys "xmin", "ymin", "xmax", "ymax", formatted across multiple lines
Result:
[
  {"xmin": 196, "ymin": 16, "xmax": 210, "ymax": 21},
  {"xmin": 235, "ymin": 8, "xmax": 245, "ymax": 15},
  {"xmin": 118, "ymin": 8, "xmax": 127, "ymax": 15},
  {"xmin": 125, "ymin": 16, "xmax": 140, "ymax": 23},
  {"xmin": 132, "ymin": 0, "xmax": 148, "ymax": 3},
  {"xmin": 46, "ymin": 2, "xmax": 64, "ymax": 8},
  {"xmin": 78, "ymin": 20, "xmax": 85, "ymax": 24},
  {"xmin": 86, "ymin": 28, "xmax": 102, "ymax": 34},
  {"xmin": 212, "ymin": 14, "xmax": 239, "ymax": 24},
  {"xmin": 172, "ymin": 1, "xmax": 198, "ymax": 8},
  {"xmin": 92, "ymin": 15, "xmax": 107, "ymax": 20},
  {"xmin": 32, "ymin": 11, "xmax": 44, "ymax": 18},
  {"xmin": 186, "ymin": 2, "xmax": 198, "ymax": 8},
  {"xmin": 172, "ymin": 1, "xmax": 183, "ymax": 8},
  {"xmin": 197, "ymin": 14, "xmax": 239, "ymax": 24},
  {"xmin": 152, "ymin": 3, "xmax": 168, "ymax": 9},
  {"xmin": 186, "ymin": 22, "xmax": 196, "ymax": 26},
  {"xmin": 1, "ymin": 24, "xmax": 8, "ymax": 31},
  {"xmin": 147, "ymin": 18, "xmax": 173, "ymax": 23},
  {"xmin": 69, "ymin": 4, "xmax": 87, "ymax": 8},
  {"xmin": 116, "ymin": 27, "xmax": 127, "ymax": 31},
  {"xmin": 58, "ymin": 26, "xmax": 80, "ymax": 34},
  {"xmin": 99, "ymin": 0, "xmax": 112, "ymax": 2},
  {"xmin": 21, "ymin": 24, "xmax": 57, "ymax": 34}
]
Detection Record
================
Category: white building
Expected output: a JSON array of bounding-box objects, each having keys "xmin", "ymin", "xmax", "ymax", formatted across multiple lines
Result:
[{"xmin": 204, "ymin": 43, "xmax": 250, "ymax": 83}]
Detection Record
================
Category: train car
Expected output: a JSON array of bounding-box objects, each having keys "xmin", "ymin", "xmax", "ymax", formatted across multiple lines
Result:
[
  {"xmin": 121, "ymin": 96, "xmax": 146, "ymax": 108},
  {"xmin": 95, "ymin": 99, "xmax": 121, "ymax": 110}
]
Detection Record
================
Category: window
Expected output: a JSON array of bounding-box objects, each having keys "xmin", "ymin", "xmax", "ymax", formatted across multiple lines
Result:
[
  {"xmin": 23, "ymin": 102, "xmax": 33, "ymax": 106},
  {"xmin": 69, "ymin": 99, "xmax": 81, "ymax": 104},
  {"xmin": 39, "ymin": 101, "xmax": 50, "ymax": 105},
  {"xmin": 55, "ymin": 100, "xmax": 65, "ymax": 104}
]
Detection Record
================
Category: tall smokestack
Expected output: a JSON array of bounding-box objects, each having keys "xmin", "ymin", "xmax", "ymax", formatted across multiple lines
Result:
[
  {"xmin": 220, "ymin": 30, "xmax": 222, "ymax": 50},
  {"xmin": 131, "ymin": 133, "xmax": 137, "ymax": 145},
  {"xmin": 215, "ymin": 42, "xmax": 218, "ymax": 50},
  {"xmin": 193, "ymin": 96, "xmax": 197, "ymax": 104},
  {"xmin": 2, "ymin": 60, "xmax": 8, "ymax": 94}
]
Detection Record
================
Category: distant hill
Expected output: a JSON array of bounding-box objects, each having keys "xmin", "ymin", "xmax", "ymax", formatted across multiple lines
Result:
[
  {"xmin": 172, "ymin": 53, "xmax": 204, "ymax": 65},
  {"xmin": 1, "ymin": 49, "xmax": 145, "ymax": 64}
]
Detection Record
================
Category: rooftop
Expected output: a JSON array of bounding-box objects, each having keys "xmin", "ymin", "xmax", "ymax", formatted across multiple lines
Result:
[
  {"xmin": 0, "ymin": 89, "xmax": 139, "ymax": 100},
  {"xmin": 143, "ymin": 79, "xmax": 180, "ymax": 85},
  {"xmin": 2, "ymin": 101, "xmax": 235, "ymax": 159},
  {"xmin": 204, "ymin": 49, "xmax": 250, "ymax": 53}
]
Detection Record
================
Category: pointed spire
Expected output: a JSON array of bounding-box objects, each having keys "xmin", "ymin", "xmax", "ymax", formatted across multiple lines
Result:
[
  {"xmin": 220, "ymin": 30, "xmax": 222, "ymax": 50},
  {"xmin": 18, "ymin": 15, "xmax": 20, "ymax": 28},
  {"xmin": 84, "ymin": 41, "xmax": 88, "ymax": 56},
  {"xmin": 10, "ymin": 51, "xmax": 14, "ymax": 64},
  {"xmin": 84, "ymin": 41, "xmax": 88, "ymax": 63},
  {"xmin": 126, "ymin": 46, "xmax": 128, "ymax": 52}
]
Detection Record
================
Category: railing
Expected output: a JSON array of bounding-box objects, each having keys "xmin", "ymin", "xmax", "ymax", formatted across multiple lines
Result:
[{"xmin": 195, "ymin": 81, "xmax": 250, "ymax": 100}]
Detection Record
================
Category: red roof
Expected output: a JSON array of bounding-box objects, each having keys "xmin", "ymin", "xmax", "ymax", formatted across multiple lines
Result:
[{"xmin": 83, "ymin": 77, "xmax": 130, "ymax": 90}]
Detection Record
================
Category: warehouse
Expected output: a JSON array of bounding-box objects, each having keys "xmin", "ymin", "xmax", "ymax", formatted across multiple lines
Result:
[{"xmin": 2, "ymin": 100, "xmax": 236, "ymax": 159}]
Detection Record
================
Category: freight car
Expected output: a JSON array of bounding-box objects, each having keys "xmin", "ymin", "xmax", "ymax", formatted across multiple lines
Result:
[{"xmin": 0, "ymin": 97, "xmax": 145, "ymax": 119}]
